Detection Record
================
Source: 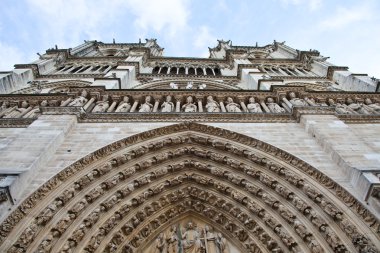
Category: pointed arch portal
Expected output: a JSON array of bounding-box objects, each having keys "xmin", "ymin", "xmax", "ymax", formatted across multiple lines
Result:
[{"xmin": 0, "ymin": 123, "xmax": 379, "ymax": 253}]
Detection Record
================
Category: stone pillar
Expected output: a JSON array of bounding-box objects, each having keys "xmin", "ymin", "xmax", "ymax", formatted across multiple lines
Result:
[
  {"xmin": 83, "ymin": 97, "xmax": 95, "ymax": 111},
  {"xmin": 196, "ymin": 96, "xmax": 203, "ymax": 112},
  {"xmin": 282, "ymin": 97, "xmax": 293, "ymax": 109},
  {"xmin": 304, "ymin": 97, "xmax": 316, "ymax": 106},
  {"xmin": 175, "ymin": 96, "xmax": 181, "ymax": 112},
  {"xmin": 219, "ymin": 101, "xmax": 227, "ymax": 112},
  {"xmin": 61, "ymin": 98, "xmax": 72, "ymax": 107},
  {"xmin": 238, "ymin": 96, "xmax": 248, "ymax": 112},
  {"xmin": 107, "ymin": 101, "xmax": 117, "ymax": 112},
  {"xmin": 130, "ymin": 99, "xmax": 139, "ymax": 113},
  {"xmin": 153, "ymin": 96, "xmax": 161, "ymax": 112},
  {"xmin": 260, "ymin": 100, "xmax": 271, "ymax": 113}
]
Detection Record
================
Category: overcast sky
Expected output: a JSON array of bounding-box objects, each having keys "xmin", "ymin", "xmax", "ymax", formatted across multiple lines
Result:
[{"xmin": 0, "ymin": 0, "xmax": 379, "ymax": 77}]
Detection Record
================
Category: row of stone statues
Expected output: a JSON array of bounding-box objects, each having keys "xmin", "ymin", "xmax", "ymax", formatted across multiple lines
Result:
[
  {"xmin": 64, "ymin": 91, "xmax": 284, "ymax": 114},
  {"xmin": 153, "ymin": 222, "xmax": 229, "ymax": 253},
  {"xmin": 2, "ymin": 91, "xmax": 380, "ymax": 118}
]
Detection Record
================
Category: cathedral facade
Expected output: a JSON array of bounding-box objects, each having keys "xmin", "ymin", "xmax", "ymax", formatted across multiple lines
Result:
[{"xmin": 0, "ymin": 39, "xmax": 379, "ymax": 253}]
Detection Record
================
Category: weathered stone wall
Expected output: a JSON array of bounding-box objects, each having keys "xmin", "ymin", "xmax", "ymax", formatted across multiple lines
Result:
[{"xmin": 0, "ymin": 115, "xmax": 379, "ymax": 223}]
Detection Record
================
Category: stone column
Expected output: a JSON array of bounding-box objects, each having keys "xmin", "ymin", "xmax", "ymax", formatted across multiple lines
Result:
[
  {"xmin": 281, "ymin": 102, "xmax": 291, "ymax": 112},
  {"xmin": 196, "ymin": 96, "xmax": 203, "ymax": 112},
  {"xmin": 282, "ymin": 97, "xmax": 293, "ymax": 109},
  {"xmin": 83, "ymin": 97, "xmax": 95, "ymax": 111},
  {"xmin": 175, "ymin": 96, "xmax": 181, "ymax": 112},
  {"xmin": 219, "ymin": 101, "xmax": 227, "ymax": 112},
  {"xmin": 61, "ymin": 98, "xmax": 72, "ymax": 107},
  {"xmin": 130, "ymin": 98, "xmax": 140, "ymax": 113},
  {"xmin": 260, "ymin": 100, "xmax": 271, "ymax": 113},
  {"xmin": 153, "ymin": 96, "xmax": 161, "ymax": 112},
  {"xmin": 304, "ymin": 97, "xmax": 316, "ymax": 106},
  {"xmin": 107, "ymin": 101, "xmax": 118, "ymax": 112},
  {"xmin": 238, "ymin": 96, "xmax": 248, "ymax": 112}
]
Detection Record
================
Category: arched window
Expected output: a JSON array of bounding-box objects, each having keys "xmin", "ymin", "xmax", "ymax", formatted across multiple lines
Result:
[
  {"xmin": 205, "ymin": 68, "xmax": 214, "ymax": 75},
  {"xmin": 91, "ymin": 66, "xmax": 101, "ymax": 71},
  {"xmin": 99, "ymin": 65, "xmax": 109, "ymax": 72},
  {"xmin": 160, "ymin": 67, "xmax": 168, "ymax": 74},
  {"xmin": 178, "ymin": 67, "xmax": 186, "ymax": 75},
  {"xmin": 214, "ymin": 68, "xmax": 221, "ymax": 76},
  {"xmin": 170, "ymin": 67, "xmax": 177, "ymax": 75},
  {"xmin": 77, "ymin": 66, "xmax": 91, "ymax": 73},
  {"xmin": 56, "ymin": 66, "xmax": 65, "ymax": 72},
  {"xmin": 152, "ymin": 66, "xmax": 160, "ymax": 74},
  {"xmin": 188, "ymin": 67, "xmax": 195, "ymax": 75},
  {"xmin": 196, "ymin": 67, "xmax": 204, "ymax": 75},
  {"xmin": 70, "ymin": 66, "xmax": 82, "ymax": 73}
]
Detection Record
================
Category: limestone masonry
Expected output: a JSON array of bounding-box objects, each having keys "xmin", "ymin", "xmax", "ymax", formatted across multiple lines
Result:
[{"xmin": 0, "ymin": 39, "xmax": 379, "ymax": 252}]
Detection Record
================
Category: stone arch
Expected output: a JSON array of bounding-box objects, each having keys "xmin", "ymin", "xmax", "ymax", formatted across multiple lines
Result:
[
  {"xmin": 0, "ymin": 123, "xmax": 379, "ymax": 253},
  {"xmin": 136, "ymin": 79, "xmax": 241, "ymax": 90},
  {"xmin": 11, "ymin": 80, "xmax": 92, "ymax": 94}
]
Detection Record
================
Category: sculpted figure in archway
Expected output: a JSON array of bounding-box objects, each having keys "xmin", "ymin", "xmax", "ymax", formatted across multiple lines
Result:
[
  {"xmin": 139, "ymin": 96, "xmax": 153, "ymax": 112},
  {"xmin": 216, "ymin": 233, "xmax": 229, "ymax": 253},
  {"xmin": 182, "ymin": 222, "xmax": 201, "ymax": 253},
  {"xmin": 161, "ymin": 95, "xmax": 174, "ymax": 112},
  {"xmin": 182, "ymin": 96, "xmax": 197, "ymax": 112},
  {"xmin": 225, "ymin": 97, "xmax": 241, "ymax": 112},
  {"xmin": 247, "ymin": 97, "xmax": 262, "ymax": 113},
  {"xmin": 92, "ymin": 95, "xmax": 110, "ymax": 113},
  {"xmin": 166, "ymin": 225, "xmax": 179, "ymax": 253},
  {"xmin": 154, "ymin": 232, "xmax": 167, "ymax": 253},
  {"xmin": 288, "ymin": 92, "xmax": 308, "ymax": 106},
  {"xmin": 206, "ymin": 96, "xmax": 220, "ymax": 112},
  {"xmin": 115, "ymin": 96, "xmax": 131, "ymax": 112},
  {"xmin": 204, "ymin": 225, "xmax": 218, "ymax": 253},
  {"xmin": 68, "ymin": 90, "xmax": 88, "ymax": 107},
  {"xmin": 266, "ymin": 98, "xmax": 285, "ymax": 113}
]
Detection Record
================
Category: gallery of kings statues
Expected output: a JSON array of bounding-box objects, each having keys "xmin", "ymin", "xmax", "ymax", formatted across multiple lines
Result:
[{"xmin": 0, "ymin": 39, "xmax": 379, "ymax": 253}]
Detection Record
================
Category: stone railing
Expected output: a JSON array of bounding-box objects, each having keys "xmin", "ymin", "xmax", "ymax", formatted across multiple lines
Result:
[{"xmin": 1, "ymin": 86, "xmax": 380, "ymax": 125}]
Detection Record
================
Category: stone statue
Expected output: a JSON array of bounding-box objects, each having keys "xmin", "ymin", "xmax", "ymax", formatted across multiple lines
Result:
[
  {"xmin": 154, "ymin": 232, "xmax": 167, "ymax": 253},
  {"xmin": 216, "ymin": 232, "xmax": 229, "ymax": 253},
  {"xmin": 205, "ymin": 96, "xmax": 220, "ymax": 112},
  {"xmin": 364, "ymin": 98, "xmax": 380, "ymax": 114},
  {"xmin": 346, "ymin": 98, "xmax": 370, "ymax": 114},
  {"xmin": 3, "ymin": 101, "xmax": 30, "ymax": 118},
  {"xmin": 0, "ymin": 101, "xmax": 10, "ymax": 113},
  {"xmin": 182, "ymin": 96, "xmax": 197, "ymax": 112},
  {"xmin": 139, "ymin": 96, "xmax": 153, "ymax": 112},
  {"xmin": 288, "ymin": 92, "xmax": 308, "ymax": 106},
  {"xmin": 182, "ymin": 222, "xmax": 201, "ymax": 253},
  {"xmin": 167, "ymin": 225, "xmax": 179, "ymax": 253},
  {"xmin": 225, "ymin": 97, "xmax": 241, "ymax": 112},
  {"xmin": 204, "ymin": 225, "xmax": 218, "ymax": 253},
  {"xmin": 328, "ymin": 99, "xmax": 350, "ymax": 114},
  {"xmin": 68, "ymin": 90, "xmax": 88, "ymax": 106},
  {"xmin": 24, "ymin": 100, "xmax": 48, "ymax": 118},
  {"xmin": 247, "ymin": 97, "xmax": 262, "ymax": 113},
  {"xmin": 92, "ymin": 95, "xmax": 110, "ymax": 112},
  {"xmin": 161, "ymin": 95, "xmax": 175, "ymax": 112},
  {"xmin": 115, "ymin": 96, "xmax": 131, "ymax": 112},
  {"xmin": 266, "ymin": 98, "xmax": 285, "ymax": 113}
]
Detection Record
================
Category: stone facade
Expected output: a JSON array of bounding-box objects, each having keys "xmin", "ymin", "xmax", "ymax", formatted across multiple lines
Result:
[{"xmin": 0, "ymin": 39, "xmax": 379, "ymax": 252}]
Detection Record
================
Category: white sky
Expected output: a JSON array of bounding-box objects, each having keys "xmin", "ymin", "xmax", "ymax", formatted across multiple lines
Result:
[{"xmin": 0, "ymin": 0, "xmax": 379, "ymax": 77}]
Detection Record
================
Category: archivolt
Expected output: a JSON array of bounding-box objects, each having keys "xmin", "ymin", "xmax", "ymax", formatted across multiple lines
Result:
[{"xmin": 0, "ymin": 123, "xmax": 379, "ymax": 253}]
